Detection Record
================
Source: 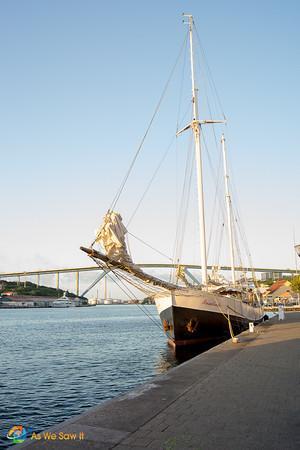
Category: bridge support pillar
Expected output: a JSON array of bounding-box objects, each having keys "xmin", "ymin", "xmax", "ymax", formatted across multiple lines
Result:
[
  {"xmin": 76, "ymin": 272, "xmax": 79, "ymax": 297},
  {"xmin": 56, "ymin": 273, "xmax": 60, "ymax": 292}
]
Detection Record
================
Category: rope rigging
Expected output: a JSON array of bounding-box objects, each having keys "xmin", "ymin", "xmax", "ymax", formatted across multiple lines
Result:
[
  {"xmin": 91, "ymin": 19, "xmax": 257, "ymax": 304},
  {"xmin": 201, "ymin": 132, "xmax": 226, "ymax": 259},
  {"xmin": 89, "ymin": 256, "xmax": 173, "ymax": 339},
  {"xmin": 191, "ymin": 28, "xmax": 255, "ymax": 281},
  {"xmin": 171, "ymin": 134, "xmax": 194, "ymax": 281},
  {"xmin": 126, "ymin": 134, "xmax": 176, "ymax": 229},
  {"xmin": 109, "ymin": 31, "xmax": 189, "ymax": 212},
  {"xmin": 194, "ymin": 24, "xmax": 226, "ymax": 122},
  {"xmin": 128, "ymin": 232, "xmax": 173, "ymax": 261}
]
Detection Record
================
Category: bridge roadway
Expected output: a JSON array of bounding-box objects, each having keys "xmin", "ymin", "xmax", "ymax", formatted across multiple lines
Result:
[
  {"xmin": 18, "ymin": 312, "xmax": 300, "ymax": 449},
  {"xmin": 0, "ymin": 263, "xmax": 297, "ymax": 278},
  {"xmin": 1, "ymin": 264, "xmax": 296, "ymax": 297}
]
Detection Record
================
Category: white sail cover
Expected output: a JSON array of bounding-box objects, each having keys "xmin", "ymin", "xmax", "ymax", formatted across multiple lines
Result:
[
  {"xmin": 94, "ymin": 212, "xmax": 133, "ymax": 264},
  {"xmin": 295, "ymin": 244, "xmax": 300, "ymax": 258}
]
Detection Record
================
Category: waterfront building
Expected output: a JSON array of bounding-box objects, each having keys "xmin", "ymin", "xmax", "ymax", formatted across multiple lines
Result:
[{"xmin": 266, "ymin": 280, "xmax": 293, "ymax": 304}]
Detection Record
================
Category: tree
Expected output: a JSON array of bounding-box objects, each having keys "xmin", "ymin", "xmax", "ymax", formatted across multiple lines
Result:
[{"xmin": 290, "ymin": 275, "xmax": 300, "ymax": 293}]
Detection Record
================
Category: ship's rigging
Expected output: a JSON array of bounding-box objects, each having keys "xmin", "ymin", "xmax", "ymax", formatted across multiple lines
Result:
[{"xmin": 81, "ymin": 14, "xmax": 264, "ymax": 346}]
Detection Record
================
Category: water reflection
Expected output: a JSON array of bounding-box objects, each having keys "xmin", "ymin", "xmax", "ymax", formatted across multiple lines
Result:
[{"xmin": 155, "ymin": 337, "xmax": 226, "ymax": 374}]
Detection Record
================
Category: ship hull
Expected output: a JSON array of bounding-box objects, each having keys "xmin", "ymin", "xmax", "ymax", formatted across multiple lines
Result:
[{"xmin": 155, "ymin": 289, "xmax": 264, "ymax": 347}]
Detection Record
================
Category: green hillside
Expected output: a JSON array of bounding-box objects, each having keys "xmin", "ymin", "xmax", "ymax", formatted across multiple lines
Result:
[{"xmin": 0, "ymin": 280, "xmax": 80, "ymax": 298}]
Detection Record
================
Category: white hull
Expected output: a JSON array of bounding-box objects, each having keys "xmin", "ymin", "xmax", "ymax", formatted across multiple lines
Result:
[
  {"xmin": 155, "ymin": 288, "xmax": 263, "ymax": 321},
  {"xmin": 52, "ymin": 300, "xmax": 76, "ymax": 308},
  {"xmin": 155, "ymin": 288, "xmax": 264, "ymax": 346}
]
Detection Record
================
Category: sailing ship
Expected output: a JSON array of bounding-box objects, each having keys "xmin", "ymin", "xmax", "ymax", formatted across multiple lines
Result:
[{"xmin": 81, "ymin": 14, "xmax": 264, "ymax": 347}]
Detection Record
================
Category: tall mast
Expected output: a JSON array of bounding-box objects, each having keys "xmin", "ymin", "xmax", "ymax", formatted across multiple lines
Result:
[
  {"xmin": 221, "ymin": 134, "xmax": 236, "ymax": 284},
  {"xmin": 186, "ymin": 14, "xmax": 208, "ymax": 285},
  {"xmin": 178, "ymin": 14, "xmax": 225, "ymax": 286}
]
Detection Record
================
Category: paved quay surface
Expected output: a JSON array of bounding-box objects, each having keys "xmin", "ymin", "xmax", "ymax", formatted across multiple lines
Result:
[{"xmin": 20, "ymin": 313, "xmax": 300, "ymax": 450}]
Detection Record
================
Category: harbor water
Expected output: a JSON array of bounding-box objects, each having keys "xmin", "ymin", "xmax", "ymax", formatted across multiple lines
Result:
[{"xmin": 0, "ymin": 305, "xmax": 208, "ymax": 449}]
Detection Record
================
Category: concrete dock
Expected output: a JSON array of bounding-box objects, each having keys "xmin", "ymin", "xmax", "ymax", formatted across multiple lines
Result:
[{"xmin": 20, "ymin": 313, "xmax": 300, "ymax": 450}]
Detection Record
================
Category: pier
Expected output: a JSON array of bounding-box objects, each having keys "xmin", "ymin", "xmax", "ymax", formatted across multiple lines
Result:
[{"xmin": 19, "ymin": 312, "xmax": 300, "ymax": 449}]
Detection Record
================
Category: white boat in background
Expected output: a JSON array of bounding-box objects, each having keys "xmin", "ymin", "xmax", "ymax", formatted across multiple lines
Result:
[
  {"xmin": 88, "ymin": 297, "xmax": 98, "ymax": 306},
  {"xmin": 52, "ymin": 292, "xmax": 76, "ymax": 308},
  {"xmin": 103, "ymin": 299, "xmax": 113, "ymax": 305}
]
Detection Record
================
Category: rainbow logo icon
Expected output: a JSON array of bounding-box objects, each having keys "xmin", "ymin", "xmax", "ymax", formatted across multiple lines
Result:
[{"xmin": 6, "ymin": 425, "xmax": 28, "ymax": 444}]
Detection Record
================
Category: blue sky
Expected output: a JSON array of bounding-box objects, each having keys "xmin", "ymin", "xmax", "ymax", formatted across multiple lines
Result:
[{"xmin": 1, "ymin": 0, "xmax": 300, "ymax": 292}]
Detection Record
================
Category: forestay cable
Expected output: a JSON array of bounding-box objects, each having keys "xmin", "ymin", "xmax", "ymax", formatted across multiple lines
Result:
[{"xmin": 110, "ymin": 32, "xmax": 189, "ymax": 212}]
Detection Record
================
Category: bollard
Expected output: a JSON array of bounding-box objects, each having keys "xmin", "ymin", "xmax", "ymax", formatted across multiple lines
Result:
[{"xmin": 249, "ymin": 322, "xmax": 254, "ymax": 333}]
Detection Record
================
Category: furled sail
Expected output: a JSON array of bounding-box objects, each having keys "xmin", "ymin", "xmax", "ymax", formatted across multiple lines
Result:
[
  {"xmin": 94, "ymin": 211, "xmax": 133, "ymax": 264},
  {"xmin": 83, "ymin": 211, "xmax": 179, "ymax": 291},
  {"xmin": 295, "ymin": 244, "xmax": 300, "ymax": 258}
]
